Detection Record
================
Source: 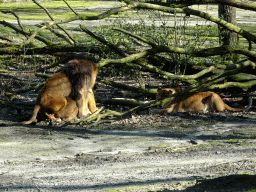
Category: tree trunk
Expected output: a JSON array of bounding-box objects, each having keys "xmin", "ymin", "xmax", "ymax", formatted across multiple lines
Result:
[{"xmin": 218, "ymin": 4, "xmax": 238, "ymax": 46}]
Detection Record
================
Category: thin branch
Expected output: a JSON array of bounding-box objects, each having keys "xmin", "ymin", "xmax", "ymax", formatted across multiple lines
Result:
[
  {"xmin": 113, "ymin": 27, "xmax": 156, "ymax": 47},
  {"xmin": 1, "ymin": 10, "xmax": 25, "ymax": 30},
  {"xmin": 24, "ymin": 5, "xmax": 132, "ymax": 45},
  {"xmin": 194, "ymin": 46, "xmax": 256, "ymax": 58},
  {"xmin": 0, "ymin": 20, "xmax": 53, "ymax": 46},
  {"xmin": 97, "ymin": 98, "xmax": 150, "ymax": 107},
  {"xmin": 91, "ymin": 99, "xmax": 160, "ymax": 126},
  {"xmin": 0, "ymin": 34, "xmax": 13, "ymax": 42},
  {"xmin": 80, "ymin": 25, "xmax": 127, "ymax": 57},
  {"xmin": 97, "ymin": 77, "xmax": 156, "ymax": 96},
  {"xmin": 62, "ymin": 0, "xmax": 79, "ymax": 16},
  {"xmin": 32, "ymin": 0, "xmax": 76, "ymax": 45},
  {"xmin": 66, "ymin": 107, "xmax": 106, "ymax": 125},
  {"xmin": 0, "ymin": 59, "xmax": 65, "ymax": 75},
  {"xmin": 47, "ymin": 26, "xmax": 74, "ymax": 45}
]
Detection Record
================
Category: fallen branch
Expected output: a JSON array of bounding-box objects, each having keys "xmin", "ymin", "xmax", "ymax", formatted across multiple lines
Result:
[
  {"xmin": 121, "ymin": 0, "xmax": 256, "ymax": 44},
  {"xmin": 80, "ymin": 25, "xmax": 127, "ymax": 57},
  {"xmin": 90, "ymin": 99, "xmax": 159, "ymax": 126},
  {"xmin": 97, "ymin": 78, "xmax": 156, "ymax": 97},
  {"xmin": 1, "ymin": 10, "xmax": 25, "ymax": 31},
  {"xmin": 97, "ymin": 98, "xmax": 150, "ymax": 107},
  {"xmin": 67, "ymin": 106, "xmax": 106, "ymax": 125},
  {"xmin": 0, "ymin": 20, "xmax": 53, "ymax": 46}
]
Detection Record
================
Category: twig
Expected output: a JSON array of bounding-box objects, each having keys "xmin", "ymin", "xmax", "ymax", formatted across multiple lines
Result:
[
  {"xmin": 0, "ymin": 20, "xmax": 53, "ymax": 46},
  {"xmin": 0, "ymin": 34, "xmax": 13, "ymax": 42},
  {"xmin": 113, "ymin": 27, "xmax": 156, "ymax": 47},
  {"xmin": 24, "ymin": 4, "xmax": 131, "ymax": 45},
  {"xmin": 66, "ymin": 107, "xmax": 106, "ymax": 126},
  {"xmin": 80, "ymin": 25, "xmax": 128, "ymax": 57},
  {"xmin": 63, "ymin": 0, "xmax": 79, "ymax": 16},
  {"xmin": 47, "ymin": 26, "xmax": 74, "ymax": 45},
  {"xmin": 91, "ymin": 99, "xmax": 159, "ymax": 126},
  {"xmin": 1, "ymin": 10, "xmax": 25, "ymax": 31},
  {"xmin": 97, "ymin": 98, "xmax": 151, "ymax": 107},
  {"xmin": 32, "ymin": 0, "xmax": 76, "ymax": 45},
  {"xmin": 97, "ymin": 77, "xmax": 156, "ymax": 96}
]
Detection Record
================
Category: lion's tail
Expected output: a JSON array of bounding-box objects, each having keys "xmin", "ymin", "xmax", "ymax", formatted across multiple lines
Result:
[
  {"xmin": 22, "ymin": 105, "xmax": 41, "ymax": 124},
  {"xmin": 225, "ymin": 104, "xmax": 243, "ymax": 112},
  {"xmin": 225, "ymin": 95, "xmax": 252, "ymax": 112}
]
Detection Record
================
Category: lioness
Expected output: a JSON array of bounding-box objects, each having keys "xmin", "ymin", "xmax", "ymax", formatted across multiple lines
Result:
[
  {"xmin": 22, "ymin": 59, "xmax": 98, "ymax": 124},
  {"xmin": 152, "ymin": 87, "xmax": 250, "ymax": 113},
  {"xmin": 44, "ymin": 96, "xmax": 78, "ymax": 122}
]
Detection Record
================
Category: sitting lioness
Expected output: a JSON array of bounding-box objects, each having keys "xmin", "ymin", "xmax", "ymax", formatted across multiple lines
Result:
[
  {"xmin": 22, "ymin": 59, "xmax": 98, "ymax": 124},
  {"xmin": 152, "ymin": 87, "xmax": 250, "ymax": 113},
  {"xmin": 43, "ymin": 96, "xmax": 78, "ymax": 122}
]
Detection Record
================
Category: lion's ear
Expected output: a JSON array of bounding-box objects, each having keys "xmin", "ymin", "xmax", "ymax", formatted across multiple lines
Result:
[{"xmin": 157, "ymin": 87, "xmax": 162, "ymax": 91}]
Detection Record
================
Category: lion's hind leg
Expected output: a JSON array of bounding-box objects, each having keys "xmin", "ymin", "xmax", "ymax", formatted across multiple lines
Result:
[{"xmin": 208, "ymin": 93, "xmax": 227, "ymax": 112}]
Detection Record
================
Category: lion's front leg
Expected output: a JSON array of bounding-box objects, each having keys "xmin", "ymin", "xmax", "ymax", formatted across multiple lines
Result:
[
  {"xmin": 88, "ymin": 89, "xmax": 98, "ymax": 113},
  {"xmin": 76, "ymin": 90, "xmax": 91, "ymax": 117}
]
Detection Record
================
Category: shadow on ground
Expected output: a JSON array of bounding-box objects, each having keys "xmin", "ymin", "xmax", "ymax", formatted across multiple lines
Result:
[{"xmin": 181, "ymin": 174, "xmax": 256, "ymax": 192}]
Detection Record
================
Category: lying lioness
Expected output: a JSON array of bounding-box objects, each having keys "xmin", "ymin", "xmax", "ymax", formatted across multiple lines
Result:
[{"xmin": 152, "ymin": 87, "xmax": 251, "ymax": 113}]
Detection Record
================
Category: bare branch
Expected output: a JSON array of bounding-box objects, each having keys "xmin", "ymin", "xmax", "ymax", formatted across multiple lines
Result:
[
  {"xmin": 113, "ymin": 27, "xmax": 156, "ymax": 47},
  {"xmin": 62, "ymin": 0, "xmax": 79, "ymax": 16},
  {"xmin": 0, "ymin": 20, "xmax": 53, "ymax": 46},
  {"xmin": 80, "ymin": 25, "xmax": 127, "ymax": 57},
  {"xmin": 0, "ymin": 34, "xmax": 13, "ymax": 42},
  {"xmin": 25, "ymin": 5, "xmax": 132, "ymax": 44},
  {"xmin": 1, "ymin": 10, "xmax": 25, "ymax": 30},
  {"xmin": 31, "ymin": 0, "xmax": 76, "ymax": 45},
  {"xmin": 97, "ymin": 77, "xmax": 156, "ymax": 96}
]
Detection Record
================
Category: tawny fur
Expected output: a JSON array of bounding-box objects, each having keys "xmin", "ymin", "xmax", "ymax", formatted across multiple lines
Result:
[
  {"xmin": 22, "ymin": 59, "xmax": 98, "ymax": 124},
  {"xmin": 45, "ymin": 97, "xmax": 78, "ymax": 121},
  {"xmin": 153, "ymin": 87, "xmax": 245, "ymax": 114}
]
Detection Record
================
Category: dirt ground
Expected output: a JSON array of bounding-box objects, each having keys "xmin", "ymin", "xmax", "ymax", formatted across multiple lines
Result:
[{"xmin": 1, "ymin": 3, "xmax": 256, "ymax": 192}]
